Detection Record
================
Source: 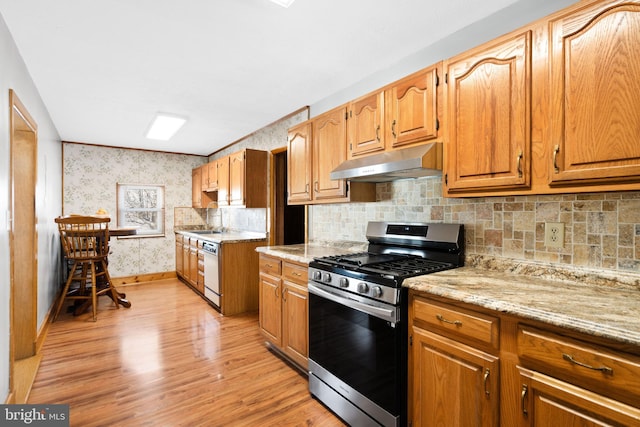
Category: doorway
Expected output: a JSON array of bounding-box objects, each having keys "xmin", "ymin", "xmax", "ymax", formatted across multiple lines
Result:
[
  {"xmin": 9, "ymin": 89, "xmax": 39, "ymax": 403},
  {"xmin": 271, "ymin": 149, "xmax": 305, "ymax": 245}
]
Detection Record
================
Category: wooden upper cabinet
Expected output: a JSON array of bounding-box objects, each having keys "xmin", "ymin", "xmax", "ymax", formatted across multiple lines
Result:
[
  {"xmin": 549, "ymin": 0, "xmax": 640, "ymax": 186},
  {"xmin": 207, "ymin": 160, "xmax": 218, "ymax": 191},
  {"xmin": 387, "ymin": 65, "xmax": 441, "ymax": 149},
  {"xmin": 217, "ymin": 156, "xmax": 230, "ymax": 207},
  {"xmin": 287, "ymin": 121, "xmax": 313, "ymax": 204},
  {"xmin": 229, "ymin": 151, "xmax": 245, "ymax": 206},
  {"xmin": 348, "ymin": 90, "xmax": 385, "ymax": 157},
  {"xmin": 312, "ymin": 107, "xmax": 348, "ymax": 201},
  {"xmin": 445, "ymin": 30, "xmax": 532, "ymax": 193}
]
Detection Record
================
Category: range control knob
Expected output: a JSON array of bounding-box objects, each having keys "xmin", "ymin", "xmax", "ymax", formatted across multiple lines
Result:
[
  {"xmin": 338, "ymin": 278, "xmax": 349, "ymax": 288},
  {"xmin": 313, "ymin": 271, "xmax": 322, "ymax": 281},
  {"xmin": 371, "ymin": 286, "xmax": 383, "ymax": 298},
  {"xmin": 357, "ymin": 282, "xmax": 369, "ymax": 294},
  {"xmin": 322, "ymin": 272, "xmax": 332, "ymax": 283}
]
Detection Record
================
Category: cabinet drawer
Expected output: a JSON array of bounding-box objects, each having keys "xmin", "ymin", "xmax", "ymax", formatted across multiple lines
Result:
[
  {"xmin": 283, "ymin": 262, "xmax": 307, "ymax": 285},
  {"xmin": 517, "ymin": 325, "xmax": 640, "ymax": 404},
  {"xmin": 412, "ymin": 297, "xmax": 499, "ymax": 348},
  {"xmin": 259, "ymin": 254, "xmax": 282, "ymax": 276},
  {"xmin": 176, "ymin": 234, "xmax": 184, "ymax": 244}
]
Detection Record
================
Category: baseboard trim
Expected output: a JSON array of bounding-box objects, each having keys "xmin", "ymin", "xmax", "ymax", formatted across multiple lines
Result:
[{"xmin": 111, "ymin": 271, "xmax": 177, "ymax": 286}]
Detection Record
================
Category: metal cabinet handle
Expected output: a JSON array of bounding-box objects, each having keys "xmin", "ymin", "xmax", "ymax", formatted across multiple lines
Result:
[
  {"xmin": 391, "ymin": 120, "xmax": 397, "ymax": 138},
  {"xmin": 283, "ymin": 287, "xmax": 288, "ymax": 302},
  {"xmin": 375, "ymin": 125, "xmax": 381, "ymax": 142},
  {"xmin": 305, "ymin": 183, "xmax": 309, "ymax": 194},
  {"xmin": 521, "ymin": 384, "xmax": 528, "ymax": 416},
  {"xmin": 562, "ymin": 353, "xmax": 613, "ymax": 374},
  {"xmin": 517, "ymin": 150, "xmax": 523, "ymax": 178},
  {"xmin": 436, "ymin": 314, "xmax": 462, "ymax": 326},
  {"xmin": 553, "ymin": 145, "xmax": 560, "ymax": 174},
  {"xmin": 314, "ymin": 181, "xmax": 319, "ymax": 193},
  {"xmin": 483, "ymin": 368, "xmax": 490, "ymax": 396},
  {"xmin": 274, "ymin": 287, "xmax": 279, "ymax": 298}
]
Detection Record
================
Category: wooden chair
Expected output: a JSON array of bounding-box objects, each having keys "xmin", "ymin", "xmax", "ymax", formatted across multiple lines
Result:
[{"xmin": 54, "ymin": 216, "xmax": 120, "ymax": 321}]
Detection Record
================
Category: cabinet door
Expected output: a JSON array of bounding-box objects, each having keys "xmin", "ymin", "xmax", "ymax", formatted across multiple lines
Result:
[
  {"xmin": 410, "ymin": 327, "xmax": 499, "ymax": 427},
  {"xmin": 175, "ymin": 241, "xmax": 183, "ymax": 276},
  {"xmin": 445, "ymin": 31, "xmax": 532, "ymax": 192},
  {"xmin": 312, "ymin": 107, "xmax": 348, "ymax": 201},
  {"xmin": 259, "ymin": 273, "xmax": 282, "ymax": 347},
  {"xmin": 282, "ymin": 281, "xmax": 308, "ymax": 369},
  {"xmin": 348, "ymin": 91, "xmax": 385, "ymax": 157},
  {"xmin": 549, "ymin": 1, "xmax": 640, "ymax": 186},
  {"xmin": 189, "ymin": 245, "xmax": 198, "ymax": 287},
  {"xmin": 182, "ymin": 243, "xmax": 189, "ymax": 280},
  {"xmin": 387, "ymin": 65, "xmax": 440, "ymax": 148},
  {"xmin": 287, "ymin": 121, "xmax": 313, "ymax": 204},
  {"xmin": 191, "ymin": 167, "xmax": 202, "ymax": 208},
  {"xmin": 207, "ymin": 161, "xmax": 218, "ymax": 191},
  {"xmin": 518, "ymin": 367, "xmax": 640, "ymax": 427},
  {"xmin": 217, "ymin": 156, "xmax": 230, "ymax": 206},
  {"xmin": 229, "ymin": 151, "xmax": 245, "ymax": 206}
]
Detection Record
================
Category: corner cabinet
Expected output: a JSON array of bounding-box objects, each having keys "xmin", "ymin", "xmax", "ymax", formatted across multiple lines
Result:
[
  {"xmin": 258, "ymin": 254, "xmax": 309, "ymax": 369},
  {"xmin": 444, "ymin": 30, "xmax": 532, "ymax": 194},
  {"xmin": 287, "ymin": 107, "xmax": 375, "ymax": 205},
  {"xmin": 548, "ymin": 0, "xmax": 640, "ymax": 187}
]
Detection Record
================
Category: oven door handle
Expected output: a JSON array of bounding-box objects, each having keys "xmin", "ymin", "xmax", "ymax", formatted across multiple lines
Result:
[{"xmin": 308, "ymin": 283, "xmax": 398, "ymax": 324}]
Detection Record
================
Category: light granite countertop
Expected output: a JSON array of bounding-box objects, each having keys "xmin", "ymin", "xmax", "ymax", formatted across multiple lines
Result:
[
  {"xmin": 405, "ymin": 256, "xmax": 640, "ymax": 348},
  {"xmin": 255, "ymin": 241, "xmax": 368, "ymax": 265},
  {"xmin": 176, "ymin": 229, "xmax": 267, "ymax": 244},
  {"xmin": 255, "ymin": 245, "xmax": 640, "ymax": 349}
]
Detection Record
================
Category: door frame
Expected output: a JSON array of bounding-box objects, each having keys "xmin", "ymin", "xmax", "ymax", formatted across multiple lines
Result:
[
  {"xmin": 269, "ymin": 147, "xmax": 307, "ymax": 246},
  {"xmin": 8, "ymin": 89, "xmax": 39, "ymax": 400}
]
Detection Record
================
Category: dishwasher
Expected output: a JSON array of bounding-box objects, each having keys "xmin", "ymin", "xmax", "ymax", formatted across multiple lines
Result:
[{"xmin": 202, "ymin": 241, "xmax": 220, "ymax": 307}]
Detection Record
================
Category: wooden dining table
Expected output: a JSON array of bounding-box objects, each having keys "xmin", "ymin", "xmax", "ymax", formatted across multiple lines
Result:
[{"xmin": 104, "ymin": 226, "xmax": 138, "ymax": 308}]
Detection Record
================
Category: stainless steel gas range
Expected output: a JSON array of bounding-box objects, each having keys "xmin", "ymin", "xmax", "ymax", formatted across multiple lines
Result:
[{"xmin": 307, "ymin": 221, "xmax": 464, "ymax": 427}]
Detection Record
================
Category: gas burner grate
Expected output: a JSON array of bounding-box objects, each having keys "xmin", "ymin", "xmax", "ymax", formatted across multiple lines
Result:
[{"xmin": 360, "ymin": 258, "xmax": 454, "ymax": 278}]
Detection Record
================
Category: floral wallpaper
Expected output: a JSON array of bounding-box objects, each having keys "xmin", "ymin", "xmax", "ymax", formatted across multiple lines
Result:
[{"xmin": 63, "ymin": 142, "xmax": 206, "ymax": 278}]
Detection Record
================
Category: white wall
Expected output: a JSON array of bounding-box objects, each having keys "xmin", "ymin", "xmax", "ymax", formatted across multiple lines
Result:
[
  {"xmin": 0, "ymin": 13, "xmax": 62, "ymax": 402},
  {"xmin": 310, "ymin": 0, "xmax": 578, "ymax": 117}
]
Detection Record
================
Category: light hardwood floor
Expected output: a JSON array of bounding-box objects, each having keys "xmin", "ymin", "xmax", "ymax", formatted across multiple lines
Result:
[{"xmin": 29, "ymin": 279, "xmax": 346, "ymax": 427}]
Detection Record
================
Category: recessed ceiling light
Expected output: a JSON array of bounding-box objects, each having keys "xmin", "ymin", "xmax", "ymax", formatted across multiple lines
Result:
[
  {"xmin": 145, "ymin": 113, "xmax": 187, "ymax": 141},
  {"xmin": 269, "ymin": 0, "xmax": 296, "ymax": 7}
]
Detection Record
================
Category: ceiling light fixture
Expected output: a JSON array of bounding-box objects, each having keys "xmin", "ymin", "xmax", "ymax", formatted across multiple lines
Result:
[
  {"xmin": 269, "ymin": 0, "xmax": 296, "ymax": 7},
  {"xmin": 145, "ymin": 113, "xmax": 187, "ymax": 141}
]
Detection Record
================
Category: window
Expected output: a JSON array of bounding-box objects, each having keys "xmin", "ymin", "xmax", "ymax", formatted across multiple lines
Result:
[{"xmin": 116, "ymin": 184, "xmax": 165, "ymax": 237}]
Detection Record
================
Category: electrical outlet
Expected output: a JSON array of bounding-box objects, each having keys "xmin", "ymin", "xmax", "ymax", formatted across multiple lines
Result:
[{"xmin": 544, "ymin": 222, "xmax": 565, "ymax": 248}]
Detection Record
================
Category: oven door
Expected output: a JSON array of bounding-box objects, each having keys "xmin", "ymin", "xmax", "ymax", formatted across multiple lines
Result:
[{"xmin": 308, "ymin": 282, "xmax": 405, "ymax": 427}]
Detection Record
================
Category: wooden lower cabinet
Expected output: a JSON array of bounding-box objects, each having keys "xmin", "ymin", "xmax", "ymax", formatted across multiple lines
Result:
[
  {"xmin": 518, "ymin": 367, "xmax": 640, "ymax": 427},
  {"xmin": 175, "ymin": 233, "xmax": 264, "ymax": 315},
  {"xmin": 408, "ymin": 290, "xmax": 640, "ymax": 427},
  {"xmin": 258, "ymin": 254, "xmax": 308, "ymax": 369},
  {"xmin": 409, "ymin": 293, "xmax": 499, "ymax": 427}
]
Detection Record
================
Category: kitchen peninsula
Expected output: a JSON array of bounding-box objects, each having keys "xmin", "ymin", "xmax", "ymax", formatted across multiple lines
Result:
[{"xmin": 175, "ymin": 229, "xmax": 267, "ymax": 315}]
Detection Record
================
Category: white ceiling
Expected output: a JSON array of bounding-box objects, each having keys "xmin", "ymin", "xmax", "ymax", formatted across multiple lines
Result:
[{"xmin": 0, "ymin": 0, "xmax": 522, "ymax": 156}]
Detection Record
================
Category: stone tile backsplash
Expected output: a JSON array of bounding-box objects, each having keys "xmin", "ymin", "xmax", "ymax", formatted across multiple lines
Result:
[{"xmin": 309, "ymin": 176, "xmax": 640, "ymax": 273}]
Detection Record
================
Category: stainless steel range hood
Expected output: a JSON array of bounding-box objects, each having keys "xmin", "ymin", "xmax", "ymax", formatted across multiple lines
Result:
[{"xmin": 330, "ymin": 142, "xmax": 442, "ymax": 183}]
